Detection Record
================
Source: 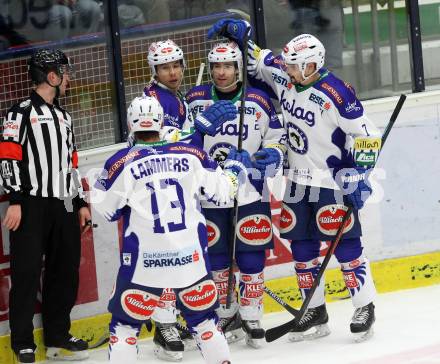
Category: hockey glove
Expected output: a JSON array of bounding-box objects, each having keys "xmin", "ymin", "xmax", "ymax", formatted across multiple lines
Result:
[
  {"xmin": 194, "ymin": 100, "xmax": 237, "ymax": 136},
  {"xmin": 336, "ymin": 166, "xmax": 372, "ymax": 210},
  {"xmin": 207, "ymin": 18, "xmax": 252, "ymax": 50},
  {"xmin": 224, "ymin": 147, "xmax": 252, "ymax": 185},
  {"xmin": 252, "ymin": 147, "xmax": 283, "ymax": 178}
]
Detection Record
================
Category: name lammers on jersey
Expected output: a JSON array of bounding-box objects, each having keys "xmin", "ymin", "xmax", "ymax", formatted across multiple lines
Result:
[
  {"xmin": 143, "ymin": 250, "xmax": 199, "ymax": 268},
  {"xmin": 131, "ymin": 156, "xmax": 189, "ymax": 180}
]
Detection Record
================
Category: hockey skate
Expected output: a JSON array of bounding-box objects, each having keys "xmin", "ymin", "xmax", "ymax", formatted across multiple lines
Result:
[
  {"xmin": 217, "ymin": 313, "xmax": 245, "ymax": 344},
  {"xmin": 242, "ymin": 320, "xmax": 265, "ymax": 349},
  {"xmin": 288, "ymin": 304, "xmax": 331, "ymax": 342},
  {"xmin": 176, "ymin": 321, "xmax": 197, "ymax": 351},
  {"xmin": 15, "ymin": 348, "xmax": 35, "ymax": 363},
  {"xmin": 153, "ymin": 323, "xmax": 184, "ymax": 362},
  {"xmin": 350, "ymin": 302, "xmax": 375, "ymax": 343},
  {"xmin": 46, "ymin": 335, "xmax": 89, "ymax": 361}
]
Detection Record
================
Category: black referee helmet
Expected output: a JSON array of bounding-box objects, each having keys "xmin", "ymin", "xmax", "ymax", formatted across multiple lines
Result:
[{"xmin": 28, "ymin": 48, "xmax": 73, "ymax": 85}]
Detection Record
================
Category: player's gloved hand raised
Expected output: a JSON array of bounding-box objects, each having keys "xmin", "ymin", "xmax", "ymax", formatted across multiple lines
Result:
[
  {"xmin": 336, "ymin": 166, "xmax": 373, "ymax": 210},
  {"xmin": 252, "ymin": 147, "xmax": 283, "ymax": 178},
  {"xmin": 207, "ymin": 18, "xmax": 252, "ymax": 49},
  {"xmin": 224, "ymin": 147, "xmax": 252, "ymax": 184},
  {"xmin": 194, "ymin": 100, "xmax": 237, "ymax": 136}
]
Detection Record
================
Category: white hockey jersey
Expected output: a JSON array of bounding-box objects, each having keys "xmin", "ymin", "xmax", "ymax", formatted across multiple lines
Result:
[
  {"xmin": 186, "ymin": 84, "xmax": 286, "ymax": 208},
  {"xmin": 92, "ymin": 141, "xmax": 236, "ymax": 288},
  {"xmin": 247, "ymin": 43, "xmax": 381, "ymax": 190}
]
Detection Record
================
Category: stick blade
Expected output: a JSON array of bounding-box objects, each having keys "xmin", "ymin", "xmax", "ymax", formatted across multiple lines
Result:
[{"xmin": 265, "ymin": 318, "xmax": 297, "ymax": 342}]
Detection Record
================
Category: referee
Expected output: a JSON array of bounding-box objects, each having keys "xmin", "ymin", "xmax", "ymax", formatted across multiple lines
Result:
[{"xmin": 0, "ymin": 49, "xmax": 91, "ymax": 363}]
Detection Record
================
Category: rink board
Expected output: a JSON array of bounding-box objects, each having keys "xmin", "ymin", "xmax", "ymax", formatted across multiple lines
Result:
[{"xmin": 0, "ymin": 250, "xmax": 439, "ymax": 363}]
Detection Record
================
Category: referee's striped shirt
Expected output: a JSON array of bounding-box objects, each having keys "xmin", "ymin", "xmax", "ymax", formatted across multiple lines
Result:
[{"xmin": 0, "ymin": 90, "xmax": 85, "ymax": 206}]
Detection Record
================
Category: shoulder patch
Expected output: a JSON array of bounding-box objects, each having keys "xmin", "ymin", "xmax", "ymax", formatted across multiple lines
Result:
[
  {"xmin": 247, "ymin": 92, "xmax": 272, "ymax": 113},
  {"xmin": 320, "ymin": 82, "xmax": 343, "ymax": 105},
  {"xmin": 168, "ymin": 144, "xmax": 206, "ymax": 161},
  {"xmin": 107, "ymin": 149, "xmax": 141, "ymax": 180}
]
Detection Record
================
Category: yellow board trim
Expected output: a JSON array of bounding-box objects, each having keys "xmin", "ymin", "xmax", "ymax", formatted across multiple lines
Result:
[{"xmin": 1, "ymin": 251, "xmax": 440, "ymax": 363}]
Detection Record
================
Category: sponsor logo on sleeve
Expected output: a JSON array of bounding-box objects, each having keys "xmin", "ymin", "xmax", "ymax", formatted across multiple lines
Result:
[
  {"xmin": 179, "ymin": 280, "xmax": 217, "ymax": 311},
  {"xmin": 108, "ymin": 150, "xmax": 140, "ymax": 179},
  {"xmin": 121, "ymin": 289, "xmax": 159, "ymax": 320},
  {"xmin": 237, "ymin": 215, "xmax": 272, "ymax": 246},
  {"xmin": 321, "ymin": 83, "xmax": 343, "ymax": 104},
  {"xmin": 345, "ymin": 101, "xmax": 361, "ymax": 113},
  {"xmin": 316, "ymin": 205, "xmax": 354, "ymax": 235}
]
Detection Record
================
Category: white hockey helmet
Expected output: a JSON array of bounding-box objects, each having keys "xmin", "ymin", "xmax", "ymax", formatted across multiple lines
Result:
[
  {"xmin": 147, "ymin": 39, "xmax": 186, "ymax": 77},
  {"xmin": 208, "ymin": 41, "xmax": 243, "ymax": 87},
  {"xmin": 282, "ymin": 34, "xmax": 325, "ymax": 79},
  {"xmin": 127, "ymin": 96, "xmax": 163, "ymax": 136}
]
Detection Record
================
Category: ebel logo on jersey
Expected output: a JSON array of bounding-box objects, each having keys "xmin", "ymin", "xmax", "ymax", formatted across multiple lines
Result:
[
  {"xmin": 280, "ymin": 90, "xmax": 315, "ymax": 126},
  {"xmin": 143, "ymin": 249, "xmax": 200, "ymax": 268}
]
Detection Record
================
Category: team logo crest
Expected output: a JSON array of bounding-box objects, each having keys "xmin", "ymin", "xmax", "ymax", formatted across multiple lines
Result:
[
  {"xmin": 237, "ymin": 215, "xmax": 272, "ymax": 246},
  {"xmin": 206, "ymin": 220, "xmax": 220, "ymax": 248},
  {"xmin": 279, "ymin": 204, "xmax": 296, "ymax": 233},
  {"xmin": 208, "ymin": 142, "xmax": 234, "ymax": 167},
  {"xmin": 316, "ymin": 204, "xmax": 354, "ymax": 235},
  {"xmin": 287, "ymin": 122, "xmax": 308, "ymax": 155},
  {"xmin": 121, "ymin": 289, "xmax": 159, "ymax": 320},
  {"xmin": 179, "ymin": 280, "xmax": 217, "ymax": 311}
]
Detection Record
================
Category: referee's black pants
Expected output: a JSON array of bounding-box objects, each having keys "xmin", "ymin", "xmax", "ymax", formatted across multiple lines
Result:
[{"xmin": 9, "ymin": 195, "xmax": 81, "ymax": 352}]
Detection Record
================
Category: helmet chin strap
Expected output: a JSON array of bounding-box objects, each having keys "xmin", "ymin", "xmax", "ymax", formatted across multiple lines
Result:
[
  {"xmin": 210, "ymin": 67, "xmax": 240, "ymax": 91},
  {"xmin": 289, "ymin": 62, "xmax": 319, "ymax": 85},
  {"xmin": 213, "ymin": 78, "xmax": 240, "ymax": 91}
]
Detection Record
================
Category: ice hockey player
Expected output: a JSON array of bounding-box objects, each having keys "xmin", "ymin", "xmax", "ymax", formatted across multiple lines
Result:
[
  {"xmin": 144, "ymin": 39, "xmax": 227, "ymax": 358},
  {"xmin": 92, "ymin": 95, "xmax": 251, "ymax": 364},
  {"xmin": 209, "ymin": 19, "xmax": 380, "ymax": 343},
  {"xmin": 144, "ymin": 39, "xmax": 196, "ymax": 143},
  {"xmin": 186, "ymin": 40, "xmax": 286, "ymax": 348}
]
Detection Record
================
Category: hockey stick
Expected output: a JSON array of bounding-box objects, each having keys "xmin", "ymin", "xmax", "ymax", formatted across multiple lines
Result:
[
  {"xmin": 226, "ymin": 30, "xmax": 250, "ymax": 309},
  {"xmin": 265, "ymin": 94, "xmax": 407, "ymax": 342},
  {"xmin": 263, "ymin": 286, "xmax": 300, "ymax": 316},
  {"xmin": 196, "ymin": 62, "xmax": 206, "ymax": 86}
]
